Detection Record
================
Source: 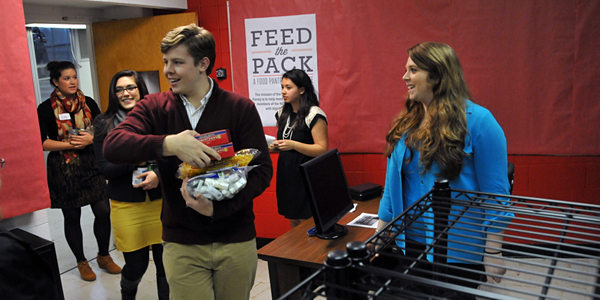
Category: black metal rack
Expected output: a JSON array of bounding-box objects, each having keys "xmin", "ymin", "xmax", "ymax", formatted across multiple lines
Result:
[{"xmin": 278, "ymin": 179, "xmax": 600, "ymax": 300}]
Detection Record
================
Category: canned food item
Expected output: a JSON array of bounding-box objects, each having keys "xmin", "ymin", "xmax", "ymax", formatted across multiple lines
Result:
[
  {"xmin": 68, "ymin": 128, "xmax": 80, "ymax": 137},
  {"xmin": 132, "ymin": 167, "xmax": 148, "ymax": 185}
]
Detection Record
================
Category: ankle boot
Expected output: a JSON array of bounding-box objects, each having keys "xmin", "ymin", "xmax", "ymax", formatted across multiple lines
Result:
[
  {"xmin": 97, "ymin": 254, "xmax": 122, "ymax": 274},
  {"xmin": 121, "ymin": 276, "xmax": 142, "ymax": 300},
  {"xmin": 77, "ymin": 260, "xmax": 97, "ymax": 281},
  {"xmin": 157, "ymin": 275, "xmax": 170, "ymax": 300}
]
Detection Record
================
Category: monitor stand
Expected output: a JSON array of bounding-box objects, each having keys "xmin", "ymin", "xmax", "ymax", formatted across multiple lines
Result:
[{"xmin": 316, "ymin": 223, "xmax": 349, "ymax": 240}]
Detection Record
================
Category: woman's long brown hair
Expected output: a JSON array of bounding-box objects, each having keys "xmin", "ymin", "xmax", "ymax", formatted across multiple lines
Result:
[{"xmin": 384, "ymin": 42, "xmax": 470, "ymax": 180}]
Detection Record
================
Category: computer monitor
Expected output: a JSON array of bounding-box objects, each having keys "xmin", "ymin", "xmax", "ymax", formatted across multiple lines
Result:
[{"xmin": 300, "ymin": 148, "xmax": 353, "ymax": 239}]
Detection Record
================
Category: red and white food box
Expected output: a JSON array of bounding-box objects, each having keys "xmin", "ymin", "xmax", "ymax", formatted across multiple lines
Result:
[
  {"xmin": 211, "ymin": 143, "xmax": 235, "ymax": 160},
  {"xmin": 195, "ymin": 129, "xmax": 231, "ymax": 147}
]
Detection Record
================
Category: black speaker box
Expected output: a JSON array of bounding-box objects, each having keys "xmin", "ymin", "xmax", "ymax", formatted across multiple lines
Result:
[
  {"xmin": 10, "ymin": 228, "xmax": 64, "ymax": 300},
  {"xmin": 349, "ymin": 182, "xmax": 382, "ymax": 201}
]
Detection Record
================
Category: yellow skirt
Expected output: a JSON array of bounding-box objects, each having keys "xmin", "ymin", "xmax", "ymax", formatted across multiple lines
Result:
[{"xmin": 110, "ymin": 197, "xmax": 163, "ymax": 252}]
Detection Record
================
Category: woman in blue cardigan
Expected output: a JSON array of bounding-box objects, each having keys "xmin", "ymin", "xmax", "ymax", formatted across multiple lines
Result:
[{"xmin": 377, "ymin": 42, "xmax": 513, "ymax": 297}]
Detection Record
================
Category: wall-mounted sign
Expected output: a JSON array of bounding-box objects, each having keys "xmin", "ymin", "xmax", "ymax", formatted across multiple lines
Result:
[{"xmin": 245, "ymin": 14, "xmax": 318, "ymax": 126}]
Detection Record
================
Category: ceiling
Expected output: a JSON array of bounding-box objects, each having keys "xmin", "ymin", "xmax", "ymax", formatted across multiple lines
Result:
[
  {"xmin": 21, "ymin": 0, "xmax": 187, "ymax": 23},
  {"xmin": 22, "ymin": 0, "xmax": 114, "ymax": 9}
]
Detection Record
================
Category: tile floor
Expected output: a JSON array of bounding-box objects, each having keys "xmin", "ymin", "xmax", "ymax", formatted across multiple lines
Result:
[
  {"xmin": 48, "ymin": 206, "xmax": 272, "ymax": 300},
  {"xmin": 48, "ymin": 206, "xmax": 599, "ymax": 300}
]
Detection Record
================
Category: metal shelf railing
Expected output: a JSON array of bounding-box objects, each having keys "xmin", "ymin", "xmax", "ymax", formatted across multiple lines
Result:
[{"xmin": 278, "ymin": 179, "xmax": 600, "ymax": 300}]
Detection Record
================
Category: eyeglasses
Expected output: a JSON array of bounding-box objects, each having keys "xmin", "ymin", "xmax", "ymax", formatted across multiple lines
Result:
[
  {"xmin": 115, "ymin": 85, "xmax": 138, "ymax": 95},
  {"xmin": 1, "ymin": 158, "xmax": 4, "ymax": 170}
]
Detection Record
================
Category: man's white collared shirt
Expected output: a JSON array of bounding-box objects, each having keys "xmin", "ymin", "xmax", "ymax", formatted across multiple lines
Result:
[{"xmin": 180, "ymin": 78, "xmax": 214, "ymax": 129}]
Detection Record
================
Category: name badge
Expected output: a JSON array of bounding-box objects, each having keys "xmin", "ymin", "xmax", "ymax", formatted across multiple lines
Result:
[{"xmin": 59, "ymin": 113, "xmax": 71, "ymax": 121}]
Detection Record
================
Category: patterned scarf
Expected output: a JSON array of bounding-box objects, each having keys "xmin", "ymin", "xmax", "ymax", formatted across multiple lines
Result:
[{"xmin": 51, "ymin": 88, "xmax": 93, "ymax": 164}]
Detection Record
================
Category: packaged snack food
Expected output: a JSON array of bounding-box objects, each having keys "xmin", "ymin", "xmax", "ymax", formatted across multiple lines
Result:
[
  {"xmin": 184, "ymin": 166, "xmax": 258, "ymax": 201},
  {"xmin": 177, "ymin": 148, "xmax": 260, "ymax": 179}
]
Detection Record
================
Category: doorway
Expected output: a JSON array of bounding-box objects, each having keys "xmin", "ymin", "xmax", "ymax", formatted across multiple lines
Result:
[{"xmin": 26, "ymin": 25, "xmax": 96, "ymax": 106}]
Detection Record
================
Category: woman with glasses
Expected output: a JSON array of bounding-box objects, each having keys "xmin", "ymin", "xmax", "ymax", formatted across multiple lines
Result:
[
  {"xmin": 93, "ymin": 70, "xmax": 168, "ymax": 300},
  {"xmin": 36, "ymin": 61, "xmax": 121, "ymax": 282}
]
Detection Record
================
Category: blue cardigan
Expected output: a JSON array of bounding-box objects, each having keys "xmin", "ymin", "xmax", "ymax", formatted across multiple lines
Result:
[{"xmin": 378, "ymin": 100, "xmax": 514, "ymax": 263}]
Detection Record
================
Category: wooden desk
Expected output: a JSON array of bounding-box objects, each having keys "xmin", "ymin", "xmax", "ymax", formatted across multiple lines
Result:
[{"xmin": 258, "ymin": 197, "xmax": 380, "ymax": 299}]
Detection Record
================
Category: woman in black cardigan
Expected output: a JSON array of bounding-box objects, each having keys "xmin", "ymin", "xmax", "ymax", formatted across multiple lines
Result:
[{"xmin": 93, "ymin": 70, "xmax": 168, "ymax": 300}]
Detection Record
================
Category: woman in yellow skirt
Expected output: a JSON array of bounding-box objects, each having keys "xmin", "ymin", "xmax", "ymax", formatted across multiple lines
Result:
[{"xmin": 93, "ymin": 70, "xmax": 168, "ymax": 300}]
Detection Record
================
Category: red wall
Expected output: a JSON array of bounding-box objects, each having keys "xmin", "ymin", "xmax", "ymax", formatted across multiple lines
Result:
[
  {"xmin": 227, "ymin": 0, "xmax": 600, "ymax": 156},
  {"xmin": 254, "ymin": 153, "xmax": 600, "ymax": 239},
  {"xmin": 0, "ymin": 0, "xmax": 51, "ymax": 218},
  {"xmin": 509, "ymin": 155, "xmax": 600, "ymax": 205},
  {"xmin": 187, "ymin": 0, "xmax": 233, "ymax": 92},
  {"xmin": 187, "ymin": 0, "xmax": 600, "ymax": 239}
]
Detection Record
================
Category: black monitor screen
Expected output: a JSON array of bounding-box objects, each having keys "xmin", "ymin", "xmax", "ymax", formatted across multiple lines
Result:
[{"xmin": 300, "ymin": 148, "xmax": 353, "ymax": 239}]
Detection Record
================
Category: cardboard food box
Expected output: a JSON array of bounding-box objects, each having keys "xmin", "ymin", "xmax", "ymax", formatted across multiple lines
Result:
[
  {"xmin": 211, "ymin": 143, "xmax": 235, "ymax": 160},
  {"xmin": 195, "ymin": 129, "xmax": 231, "ymax": 147}
]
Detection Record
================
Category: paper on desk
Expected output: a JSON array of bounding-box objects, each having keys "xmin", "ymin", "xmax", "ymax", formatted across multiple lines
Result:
[{"xmin": 347, "ymin": 213, "xmax": 379, "ymax": 228}]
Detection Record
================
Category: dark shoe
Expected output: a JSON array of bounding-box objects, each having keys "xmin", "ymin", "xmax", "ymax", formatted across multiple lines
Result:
[
  {"xmin": 97, "ymin": 254, "xmax": 122, "ymax": 274},
  {"xmin": 77, "ymin": 261, "xmax": 97, "ymax": 281},
  {"xmin": 157, "ymin": 275, "xmax": 170, "ymax": 300},
  {"xmin": 121, "ymin": 276, "xmax": 142, "ymax": 300}
]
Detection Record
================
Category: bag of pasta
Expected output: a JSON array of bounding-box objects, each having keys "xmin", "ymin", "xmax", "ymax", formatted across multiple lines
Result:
[
  {"xmin": 184, "ymin": 165, "xmax": 259, "ymax": 201},
  {"xmin": 177, "ymin": 148, "xmax": 260, "ymax": 179}
]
